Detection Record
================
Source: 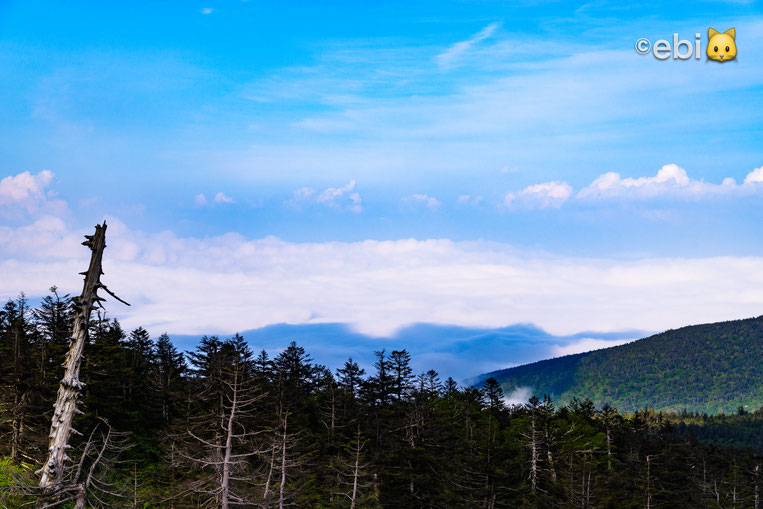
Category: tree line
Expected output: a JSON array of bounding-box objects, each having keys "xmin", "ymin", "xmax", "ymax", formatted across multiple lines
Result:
[{"xmin": 1, "ymin": 291, "xmax": 762, "ymax": 508}]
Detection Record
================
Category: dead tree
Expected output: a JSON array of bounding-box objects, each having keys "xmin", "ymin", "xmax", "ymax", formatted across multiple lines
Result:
[
  {"xmin": 36, "ymin": 222, "xmax": 129, "ymax": 505},
  {"xmin": 182, "ymin": 360, "xmax": 265, "ymax": 508},
  {"xmin": 13, "ymin": 418, "xmax": 132, "ymax": 508},
  {"xmin": 261, "ymin": 408, "xmax": 308, "ymax": 509},
  {"xmin": 335, "ymin": 425, "xmax": 377, "ymax": 509},
  {"xmin": 70, "ymin": 419, "xmax": 132, "ymax": 508},
  {"xmin": 522, "ymin": 398, "xmax": 542, "ymax": 493}
]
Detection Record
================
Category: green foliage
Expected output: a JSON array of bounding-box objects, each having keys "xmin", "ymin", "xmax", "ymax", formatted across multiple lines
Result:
[{"xmin": 0, "ymin": 456, "xmax": 27, "ymax": 487}]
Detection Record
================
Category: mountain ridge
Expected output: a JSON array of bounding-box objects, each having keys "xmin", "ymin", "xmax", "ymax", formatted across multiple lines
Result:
[{"xmin": 471, "ymin": 315, "xmax": 763, "ymax": 414}]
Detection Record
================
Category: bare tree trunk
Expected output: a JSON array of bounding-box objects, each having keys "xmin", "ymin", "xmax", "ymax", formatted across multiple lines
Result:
[
  {"xmin": 73, "ymin": 484, "xmax": 88, "ymax": 509},
  {"xmin": 37, "ymin": 222, "xmax": 128, "ymax": 504},
  {"xmin": 279, "ymin": 412, "xmax": 288, "ymax": 509},
  {"xmin": 606, "ymin": 427, "xmax": 613, "ymax": 471},
  {"xmin": 264, "ymin": 447, "xmax": 276, "ymax": 499},
  {"xmin": 646, "ymin": 459, "xmax": 653, "ymax": 509},
  {"xmin": 350, "ymin": 428, "xmax": 361, "ymax": 509},
  {"xmin": 11, "ymin": 390, "xmax": 22, "ymax": 462},
  {"xmin": 529, "ymin": 411, "xmax": 539, "ymax": 492},
  {"xmin": 546, "ymin": 444, "xmax": 557, "ymax": 483},
  {"xmin": 754, "ymin": 463, "xmax": 760, "ymax": 509},
  {"xmin": 220, "ymin": 370, "xmax": 240, "ymax": 509}
]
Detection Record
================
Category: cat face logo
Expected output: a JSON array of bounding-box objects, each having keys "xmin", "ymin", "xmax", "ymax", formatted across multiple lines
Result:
[{"xmin": 707, "ymin": 27, "xmax": 736, "ymax": 62}]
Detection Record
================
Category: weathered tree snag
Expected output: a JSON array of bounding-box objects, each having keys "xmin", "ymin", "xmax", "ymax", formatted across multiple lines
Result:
[{"xmin": 36, "ymin": 222, "xmax": 129, "ymax": 504}]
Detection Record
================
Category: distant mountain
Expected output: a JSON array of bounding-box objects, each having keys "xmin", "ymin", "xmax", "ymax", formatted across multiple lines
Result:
[
  {"xmin": 469, "ymin": 316, "xmax": 763, "ymax": 414},
  {"xmin": 168, "ymin": 322, "xmax": 641, "ymax": 381}
]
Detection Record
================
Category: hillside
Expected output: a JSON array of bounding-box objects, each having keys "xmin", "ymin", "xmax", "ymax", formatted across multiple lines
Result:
[{"xmin": 473, "ymin": 316, "xmax": 763, "ymax": 414}]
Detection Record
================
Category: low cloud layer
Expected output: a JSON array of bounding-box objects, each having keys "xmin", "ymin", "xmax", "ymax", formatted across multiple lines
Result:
[
  {"xmin": 2, "ymin": 213, "xmax": 763, "ymax": 339},
  {"xmin": 551, "ymin": 337, "xmax": 635, "ymax": 357},
  {"xmin": 503, "ymin": 386, "xmax": 534, "ymax": 406}
]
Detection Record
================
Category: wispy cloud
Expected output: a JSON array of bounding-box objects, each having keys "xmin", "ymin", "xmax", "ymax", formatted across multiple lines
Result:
[
  {"xmin": 504, "ymin": 181, "xmax": 572, "ymax": 209},
  {"xmin": 214, "ymin": 192, "xmax": 235, "ymax": 204},
  {"xmin": 231, "ymin": 18, "xmax": 763, "ymax": 175},
  {"xmin": 457, "ymin": 194, "xmax": 483, "ymax": 206},
  {"xmin": 200, "ymin": 7, "xmax": 214, "ymax": 15},
  {"xmin": 194, "ymin": 192, "xmax": 235, "ymax": 206},
  {"xmin": 405, "ymin": 194, "xmax": 441, "ymax": 211},
  {"xmin": 435, "ymin": 22, "xmax": 500, "ymax": 70}
]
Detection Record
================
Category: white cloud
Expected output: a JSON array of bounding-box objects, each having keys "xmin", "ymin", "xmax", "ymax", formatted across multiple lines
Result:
[
  {"xmin": 0, "ymin": 216, "xmax": 82, "ymax": 260},
  {"xmin": 578, "ymin": 164, "xmax": 761, "ymax": 200},
  {"xmin": 285, "ymin": 180, "xmax": 362, "ymax": 213},
  {"xmin": 3, "ymin": 217, "xmax": 763, "ymax": 339},
  {"xmin": 214, "ymin": 192, "xmax": 235, "ymax": 204},
  {"xmin": 0, "ymin": 170, "xmax": 67, "ymax": 217},
  {"xmin": 405, "ymin": 194, "xmax": 441, "ymax": 210},
  {"xmin": 435, "ymin": 22, "xmax": 500, "ymax": 70},
  {"xmin": 505, "ymin": 181, "xmax": 572, "ymax": 209},
  {"xmin": 316, "ymin": 180, "xmax": 362, "ymax": 213},
  {"xmin": 551, "ymin": 337, "xmax": 635, "ymax": 357},
  {"xmin": 0, "ymin": 170, "xmax": 54, "ymax": 204},
  {"xmin": 200, "ymin": 7, "xmax": 213, "ymax": 15},
  {"xmin": 497, "ymin": 164, "xmax": 763, "ymax": 209},
  {"xmin": 194, "ymin": 193, "xmax": 208, "ymax": 206},
  {"xmin": 745, "ymin": 166, "xmax": 763, "ymax": 184}
]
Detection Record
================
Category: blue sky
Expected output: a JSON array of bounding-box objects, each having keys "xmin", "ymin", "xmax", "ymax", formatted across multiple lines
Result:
[{"xmin": 2, "ymin": 1, "xmax": 763, "ymax": 376}]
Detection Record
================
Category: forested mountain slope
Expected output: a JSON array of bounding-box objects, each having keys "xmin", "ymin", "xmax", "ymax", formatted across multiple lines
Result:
[{"xmin": 473, "ymin": 316, "xmax": 763, "ymax": 414}]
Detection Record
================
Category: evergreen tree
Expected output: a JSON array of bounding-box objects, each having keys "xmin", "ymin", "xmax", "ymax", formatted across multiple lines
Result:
[
  {"xmin": 32, "ymin": 286, "xmax": 73, "ymax": 389},
  {"xmin": 389, "ymin": 350, "xmax": 414, "ymax": 401},
  {"xmin": 336, "ymin": 358, "xmax": 365, "ymax": 399},
  {"xmin": 0, "ymin": 295, "xmax": 37, "ymax": 462},
  {"xmin": 153, "ymin": 333, "xmax": 186, "ymax": 425}
]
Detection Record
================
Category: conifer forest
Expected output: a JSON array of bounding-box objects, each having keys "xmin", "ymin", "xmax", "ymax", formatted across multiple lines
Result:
[{"xmin": 1, "ymin": 287, "xmax": 762, "ymax": 508}]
